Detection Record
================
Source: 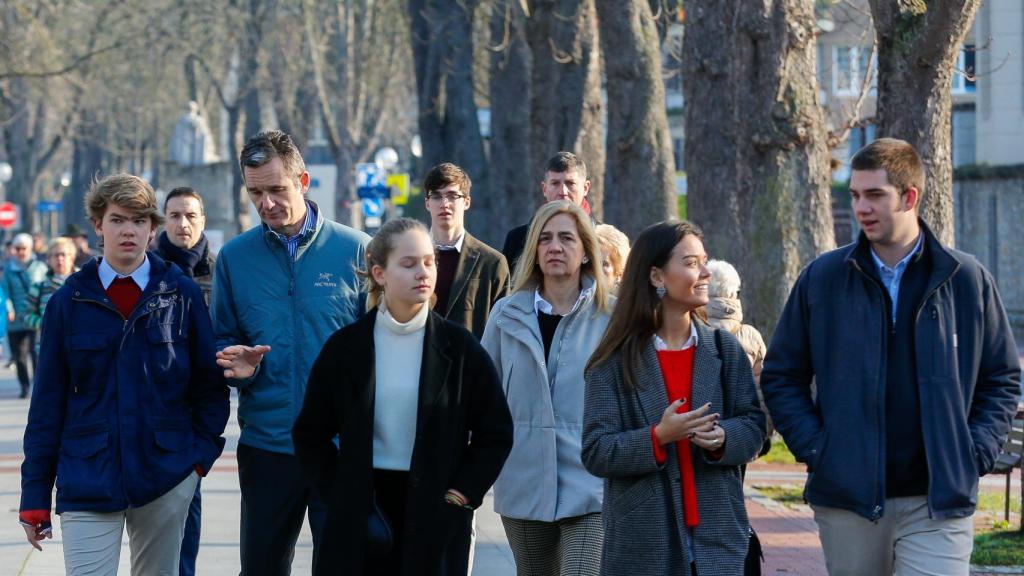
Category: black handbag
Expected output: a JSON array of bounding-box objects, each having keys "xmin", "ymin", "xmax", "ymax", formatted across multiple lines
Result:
[
  {"xmin": 714, "ymin": 329, "xmax": 764, "ymax": 576},
  {"xmin": 745, "ymin": 526, "xmax": 763, "ymax": 575},
  {"xmin": 366, "ymin": 491, "xmax": 394, "ymax": 559}
]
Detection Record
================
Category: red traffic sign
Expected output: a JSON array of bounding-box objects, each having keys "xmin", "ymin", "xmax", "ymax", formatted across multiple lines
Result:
[{"xmin": 0, "ymin": 202, "xmax": 17, "ymax": 229}]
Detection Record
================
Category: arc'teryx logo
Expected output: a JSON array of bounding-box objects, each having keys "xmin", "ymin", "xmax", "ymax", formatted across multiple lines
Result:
[{"xmin": 314, "ymin": 272, "xmax": 338, "ymax": 288}]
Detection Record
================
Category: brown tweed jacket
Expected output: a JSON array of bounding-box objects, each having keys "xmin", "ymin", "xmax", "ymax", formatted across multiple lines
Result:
[
  {"xmin": 440, "ymin": 233, "xmax": 509, "ymax": 340},
  {"xmin": 582, "ymin": 322, "xmax": 766, "ymax": 576}
]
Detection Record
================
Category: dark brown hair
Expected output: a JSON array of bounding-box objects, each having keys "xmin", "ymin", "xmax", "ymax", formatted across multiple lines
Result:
[
  {"xmin": 164, "ymin": 187, "xmax": 206, "ymax": 214},
  {"xmin": 587, "ymin": 220, "xmax": 707, "ymax": 391},
  {"xmin": 850, "ymin": 137, "xmax": 925, "ymax": 200},
  {"xmin": 544, "ymin": 151, "xmax": 588, "ymax": 181},
  {"xmin": 239, "ymin": 130, "xmax": 306, "ymax": 181},
  {"xmin": 423, "ymin": 163, "xmax": 472, "ymax": 197}
]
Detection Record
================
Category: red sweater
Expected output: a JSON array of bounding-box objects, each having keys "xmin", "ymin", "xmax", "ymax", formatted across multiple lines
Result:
[{"xmin": 652, "ymin": 347, "xmax": 700, "ymax": 528}]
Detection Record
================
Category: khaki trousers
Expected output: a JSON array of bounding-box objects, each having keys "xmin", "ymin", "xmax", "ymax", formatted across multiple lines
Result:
[
  {"xmin": 812, "ymin": 496, "xmax": 973, "ymax": 576},
  {"xmin": 60, "ymin": 471, "xmax": 200, "ymax": 576}
]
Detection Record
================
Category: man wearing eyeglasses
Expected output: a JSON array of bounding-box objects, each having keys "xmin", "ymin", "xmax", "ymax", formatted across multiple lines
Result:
[
  {"xmin": 424, "ymin": 163, "xmax": 509, "ymax": 341},
  {"xmin": 501, "ymin": 152, "xmax": 595, "ymax": 273}
]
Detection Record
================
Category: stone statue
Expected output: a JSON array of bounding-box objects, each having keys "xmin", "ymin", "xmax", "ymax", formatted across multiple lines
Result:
[{"xmin": 169, "ymin": 101, "xmax": 219, "ymax": 166}]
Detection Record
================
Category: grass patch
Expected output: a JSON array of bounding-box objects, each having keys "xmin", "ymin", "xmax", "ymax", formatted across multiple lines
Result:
[
  {"xmin": 977, "ymin": 492, "xmax": 1022, "ymax": 516},
  {"xmin": 678, "ymin": 194, "xmax": 687, "ymax": 220},
  {"xmin": 972, "ymin": 529, "xmax": 1024, "ymax": 566},
  {"xmin": 753, "ymin": 485, "xmax": 805, "ymax": 505},
  {"xmin": 760, "ymin": 438, "xmax": 798, "ymax": 465}
]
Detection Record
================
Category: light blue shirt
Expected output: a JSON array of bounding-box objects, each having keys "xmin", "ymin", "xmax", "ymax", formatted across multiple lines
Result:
[
  {"xmin": 265, "ymin": 201, "xmax": 317, "ymax": 262},
  {"xmin": 870, "ymin": 233, "xmax": 924, "ymax": 323},
  {"xmin": 98, "ymin": 255, "xmax": 151, "ymax": 291}
]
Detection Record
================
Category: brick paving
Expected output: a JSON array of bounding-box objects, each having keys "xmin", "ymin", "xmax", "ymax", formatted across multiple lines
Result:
[{"xmin": 747, "ymin": 495, "xmax": 827, "ymax": 576}]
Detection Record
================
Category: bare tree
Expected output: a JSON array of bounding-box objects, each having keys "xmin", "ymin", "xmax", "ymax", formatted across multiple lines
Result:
[
  {"xmin": 300, "ymin": 0, "xmax": 410, "ymax": 227},
  {"xmin": 527, "ymin": 0, "xmax": 604, "ymax": 218},
  {"xmin": 408, "ymin": 0, "xmax": 489, "ymax": 216},
  {"xmin": 683, "ymin": 0, "xmax": 835, "ymax": 336},
  {"xmin": 867, "ymin": 0, "xmax": 981, "ymax": 245},
  {"xmin": 595, "ymin": 0, "xmax": 675, "ymax": 237},
  {"xmin": 488, "ymin": 0, "xmax": 535, "ymax": 239}
]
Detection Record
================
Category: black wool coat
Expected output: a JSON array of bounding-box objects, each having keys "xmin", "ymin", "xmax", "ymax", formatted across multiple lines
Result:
[{"xmin": 292, "ymin": 308, "xmax": 514, "ymax": 576}]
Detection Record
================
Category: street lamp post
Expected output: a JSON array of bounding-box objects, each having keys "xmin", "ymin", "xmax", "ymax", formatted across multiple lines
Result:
[{"xmin": 0, "ymin": 161, "xmax": 12, "ymax": 203}]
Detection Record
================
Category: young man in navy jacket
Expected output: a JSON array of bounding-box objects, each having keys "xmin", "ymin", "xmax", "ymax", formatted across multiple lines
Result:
[
  {"xmin": 762, "ymin": 138, "xmax": 1021, "ymax": 574},
  {"xmin": 19, "ymin": 174, "xmax": 230, "ymax": 574}
]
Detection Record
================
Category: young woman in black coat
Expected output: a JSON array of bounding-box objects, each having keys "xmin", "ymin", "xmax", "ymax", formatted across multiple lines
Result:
[{"xmin": 293, "ymin": 218, "xmax": 513, "ymax": 576}]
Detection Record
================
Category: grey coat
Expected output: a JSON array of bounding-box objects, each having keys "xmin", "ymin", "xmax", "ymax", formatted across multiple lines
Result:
[
  {"xmin": 481, "ymin": 275, "xmax": 611, "ymax": 521},
  {"xmin": 582, "ymin": 322, "xmax": 766, "ymax": 576}
]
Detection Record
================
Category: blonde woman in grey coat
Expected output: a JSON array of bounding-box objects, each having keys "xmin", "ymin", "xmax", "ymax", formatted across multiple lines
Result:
[
  {"xmin": 482, "ymin": 201, "xmax": 612, "ymax": 576},
  {"xmin": 583, "ymin": 221, "xmax": 765, "ymax": 576}
]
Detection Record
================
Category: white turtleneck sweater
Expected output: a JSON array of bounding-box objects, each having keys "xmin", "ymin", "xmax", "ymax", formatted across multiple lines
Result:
[{"xmin": 372, "ymin": 300, "xmax": 428, "ymax": 471}]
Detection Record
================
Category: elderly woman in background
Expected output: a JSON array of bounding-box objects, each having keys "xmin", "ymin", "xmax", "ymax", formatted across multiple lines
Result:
[
  {"xmin": 482, "ymin": 200, "xmax": 613, "ymax": 576},
  {"xmin": 704, "ymin": 260, "xmax": 770, "ymax": 440},
  {"xmin": 25, "ymin": 237, "xmax": 78, "ymax": 334},
  {"xmin": 594, "ymin": 224, "xmax": 630, "ymax": 293}
]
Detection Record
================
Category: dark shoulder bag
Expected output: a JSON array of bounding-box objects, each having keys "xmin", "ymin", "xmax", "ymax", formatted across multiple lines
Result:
[{"xmin": 715, "ymin": 328, "xmax": 763, "ymax": 576}]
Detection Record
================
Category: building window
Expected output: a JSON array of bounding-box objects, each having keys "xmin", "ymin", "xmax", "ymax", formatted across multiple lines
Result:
[
  {"xmin": 832, "ymin": 46, "xmax": 876, "ymax": 96},
  {"xmin": 952, "ymin": 45, "xmax": 977, "ymax": 93}
]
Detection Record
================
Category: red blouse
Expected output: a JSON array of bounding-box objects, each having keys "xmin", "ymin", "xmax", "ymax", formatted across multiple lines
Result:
[{"xmin": 651, "ymin": 347, "xmax": 700, "ymax": 528}]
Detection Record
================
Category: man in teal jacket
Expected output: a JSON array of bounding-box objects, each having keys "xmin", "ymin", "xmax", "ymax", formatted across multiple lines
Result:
[{"xmin": 213, "ymin": 130, "xmax": 369, "ymax": 576}]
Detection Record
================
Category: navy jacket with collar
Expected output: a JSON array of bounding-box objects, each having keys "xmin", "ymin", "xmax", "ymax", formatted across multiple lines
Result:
[
  {"xmin": 761, "ymin": 221, "xmax": 1021, "ymax": 521},
  {"xmin": 21, "ymin": 253, "xmax": 230, "ymax": 514}
]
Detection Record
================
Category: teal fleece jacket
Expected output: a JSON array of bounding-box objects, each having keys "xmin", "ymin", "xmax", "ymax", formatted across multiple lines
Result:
[{"xmin": 212, "ymin": 205, "xmax": 370, "ymax": 454}]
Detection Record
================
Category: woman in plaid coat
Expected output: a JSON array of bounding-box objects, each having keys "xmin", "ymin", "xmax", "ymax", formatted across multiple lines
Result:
[{"xmin": 582, "ymin": 221, "xmax": 765, "ymax": 576}]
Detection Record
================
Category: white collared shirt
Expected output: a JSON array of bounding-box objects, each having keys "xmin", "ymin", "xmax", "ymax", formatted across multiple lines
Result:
[
  {"xmin": 534, "ymin": 285, "xmax": 593, "ymax": 316},
  {"xmin": 98, "ymin": 255, "xmax": 151, "ymax": 291},
  {"xmin": 434, "ymin": 231, "xmax": 465, "ymax": 253},
  {"xmin": 652, "ymin": 321, "xmax": 699, "ymax": 351}
]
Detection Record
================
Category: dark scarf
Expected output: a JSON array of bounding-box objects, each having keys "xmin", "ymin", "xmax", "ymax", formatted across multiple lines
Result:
[{"xmin": 157, "ymin": 231, "xmax": 211, "ymax": 278}]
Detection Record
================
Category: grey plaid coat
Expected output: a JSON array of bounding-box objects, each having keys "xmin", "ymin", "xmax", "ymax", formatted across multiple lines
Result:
[{"xmin": 582, "ymin": 322, "xmax": 766, "ymax": 576}]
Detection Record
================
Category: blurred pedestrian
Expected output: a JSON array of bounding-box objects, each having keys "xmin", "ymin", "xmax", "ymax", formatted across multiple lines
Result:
[
  {"xmin": 293, "ymin": 218, "xmax": 512, "ymax": 576},
  {"xmin": 583, "ymin": 220, "xmax": 766, "ymax": 576},
  {"xmin": 19, "ymin": 174, "xmax": 229, "ymax": 574},
  {"xmin": 65, "ymin": 224, "xmax": 95, "ymax": 268},
  {"xmin": 483, "ymin": 201, "xmax": 612, "ymax": 576},
  {"xmin": 704, "ymin": 260, "xmax": 770, "ymax": 440},
  {"xmin": 3, "ymin": 233, "xmax": 48, "ymax": 398},
  {"xmin": 24, "ymin": 238, "xmax": 78, "ymax": 351},
  {"xmin": 32, "ymin": 232, "xmax": 47, "ymax": 260},
  {"xmin": 213, "ymin": 130, "xmax": 370, "ymax": 576},
  {"xmin": 595, "ymin": 224, "xmax": 630, "ymax": 294}
]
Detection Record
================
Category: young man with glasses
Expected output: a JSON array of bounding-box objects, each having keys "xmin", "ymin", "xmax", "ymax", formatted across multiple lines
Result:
[{"xmin": 424, "ymin": 163, "xmax": 509, "ymax": 340}]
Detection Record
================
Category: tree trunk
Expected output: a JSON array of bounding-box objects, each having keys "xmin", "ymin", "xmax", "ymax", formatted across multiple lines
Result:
[
  {"xmin": 527, "ymin": 0, "xmax": 605, "ymax": 219},
  {"xmin": 488, "ymin": 0, "xmax": 535, "ymax": 237},
  {"xmin": 408, "ymin": 0, "xmax": 489, "ymax": 233},
  {"xmin": 595, "ymin": 0, "xmax": 675, "ymax": 237},
  {"xmin": 867, "ymin": 0, "xmax": 981, "ymax": 247},
  {"xmin": 683, "ymin": 0, "xmax": 835, "ymax": 338}
]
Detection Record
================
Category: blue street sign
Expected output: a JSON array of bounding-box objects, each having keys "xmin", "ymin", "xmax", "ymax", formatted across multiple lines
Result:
[
  {"xmin": 362, "ymin": 198, "xmax": 384, "ymax": 218},
  {"xmin": 356, "ymin": 163, "xmax": 383, "ymax": 188},
  {"xmin": 357, "ymin": 185, "xmax": 391, "ymax": 199},
  {"xmin": 36, "ymin": 201, "xmax": 62, "ymax": 212}
]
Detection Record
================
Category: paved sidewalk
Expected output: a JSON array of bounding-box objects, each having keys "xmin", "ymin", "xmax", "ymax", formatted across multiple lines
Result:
[
  {"xmin": 746, "ymin": 492, "xmax": 827, "ymax": 575},
  {"xmin": 0, "ymin": 371, "xmax": 516, "ymax": 575}
]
